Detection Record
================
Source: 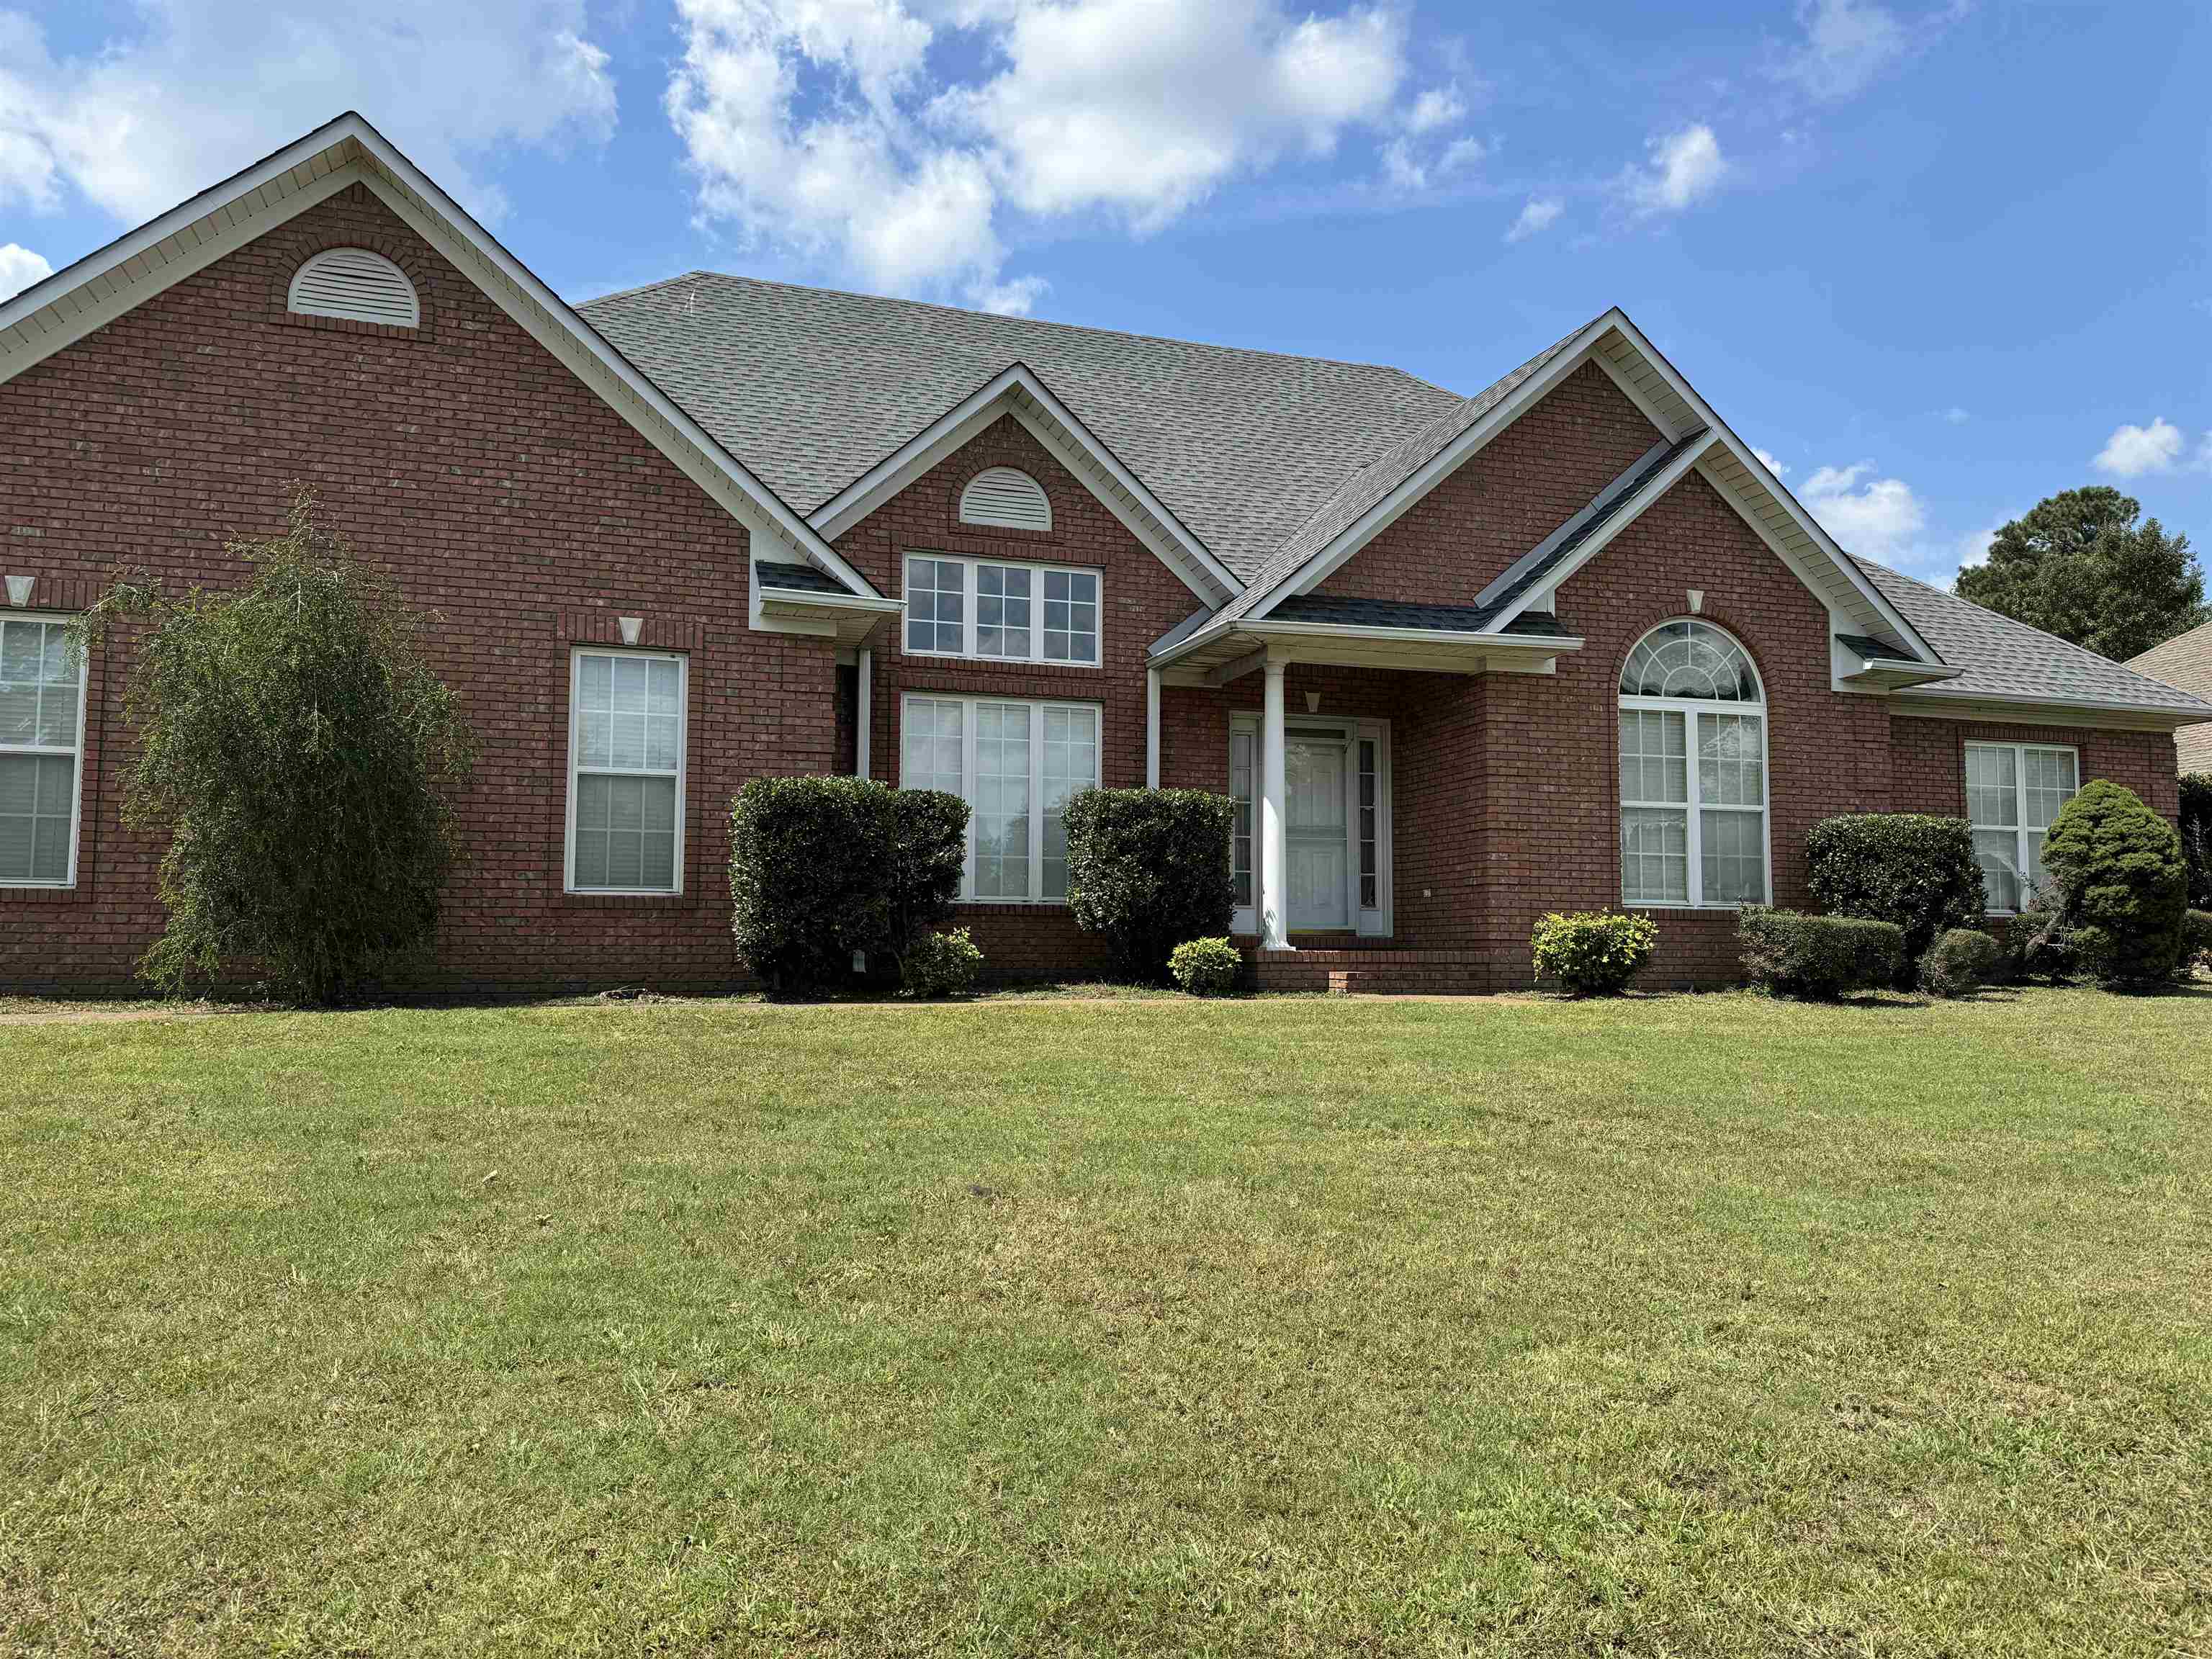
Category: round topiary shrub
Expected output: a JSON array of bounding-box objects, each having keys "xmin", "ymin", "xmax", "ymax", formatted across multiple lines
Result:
[
  {"xmin": 1530, "ymin": 911, "xmax": 1659, "ymax": 996},
  {"xmin": 1919, "ymin": 927, "xmax": 2002, "ymax": 999},
  {"xmin": 2037, "ymin": 780, "xmax": 2189, "ymax": 989},
  {"xmin": 1168, "ymin": 936, "xmax": 1241, "ymax": 997},
  {"xmin": 902, "ymin": 927, "xmax": 983, "ymax": 997}
]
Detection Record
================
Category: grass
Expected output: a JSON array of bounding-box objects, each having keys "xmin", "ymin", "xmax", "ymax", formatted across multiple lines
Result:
[{"xmin": 3, "ymin": 986, "xmax": 2208, "ymax": 1656}]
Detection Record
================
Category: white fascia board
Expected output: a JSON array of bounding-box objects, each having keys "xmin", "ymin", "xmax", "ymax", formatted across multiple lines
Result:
[
  {"xmin": 1889, "ymin": 685, "xmax": 2212, "ymax": 729},
  {"xmin": 1593, "ymin": 314, "xmax": 1942, "ymax": 666},
  {"xmin": 0, "ymin": 110, "xmax": 881, "ymax": 603},
  {"xmin": 1244, "ymin": 318, "xmax": 1626, "ymax": 625},
  {"xmin": 1247, "ymin": 619, "xmax": 1583, "ymax": 653},
  {"xmin": 805, "ymin": 362, "xmax": 1241, "ymax": 606},
  {"xmin": 1479, "ymin": 432, "xmax": 1719, "ymax": 633}
]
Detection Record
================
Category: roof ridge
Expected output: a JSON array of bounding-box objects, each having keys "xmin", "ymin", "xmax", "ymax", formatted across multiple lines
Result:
[{"xmin": 577, "ymin": 269, "xmax": 1458, "ymax": 390}]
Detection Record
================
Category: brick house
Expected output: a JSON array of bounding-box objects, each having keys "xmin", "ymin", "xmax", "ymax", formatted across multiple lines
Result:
[{"xmin": 3, "ymin": 112, "xmax": 2206, "ymax": 995}]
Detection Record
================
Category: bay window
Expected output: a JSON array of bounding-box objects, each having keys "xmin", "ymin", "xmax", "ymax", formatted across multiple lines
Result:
[
  {"xmin": 1618, "ymin": 619, "xmax": 1769, "ymax": 908},
  {"xmin": 1965, "ymin": 742, "xmax": 2078, "ymax": 912},
  {"xmin": 902, "ymin": 554, "xmax": 1099, "ymax": 665},
  {"xmin": 901, "ymin": 693, "xmax": 1100, "ymax": 901},
  {"xmin": 566, "ymin": 647, "xmax": 686, "ymax": 894},
  {"xmin": 0, "ymin": 615, "xmax": 86, "ymax": 887}
]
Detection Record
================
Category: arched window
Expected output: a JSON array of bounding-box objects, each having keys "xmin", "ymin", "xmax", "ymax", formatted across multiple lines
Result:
[
  {"xmin": 1618, "ymin": 619, "xmax": 1768, "ymax": 907},
  {"xmin": 287, "ymin": 248, "xmax": 421, "ymax": 328},
  {"xmin": 958, "ymin": 467, "xmax": 1052, "ymax": 531}
]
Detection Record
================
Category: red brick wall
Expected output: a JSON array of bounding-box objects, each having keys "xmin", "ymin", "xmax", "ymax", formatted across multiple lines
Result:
[
  {"xmin": 0, "ymin": 182, "xmax": 840, "ymax": 994},
  {"xmin": 835, "ymin": 413, "xmax": 1215, "ymax": 979},
  {"xmin": 1315, "ymin": 361, "xmax": 1663, "ymax": 606},
  {"xmin": 1890, "ymin": 716, "xmax": 2178, "ymax": 822}
]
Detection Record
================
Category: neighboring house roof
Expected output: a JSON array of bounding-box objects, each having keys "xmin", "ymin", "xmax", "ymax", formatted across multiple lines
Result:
[
  {"xmin": 1856, "ymin": 559, "xmax": 2212, "ymax": 720},
  {"xmin": 0, "ymin": 112, "xmax": 888, "ymax": 603},
  {"xmin": 577, "ymin": 273, "xmax": 1464, "ymax": 583},
  {"xmin": 2126, "ymin": 619, "xmax": 2212, "ymax": 770}
]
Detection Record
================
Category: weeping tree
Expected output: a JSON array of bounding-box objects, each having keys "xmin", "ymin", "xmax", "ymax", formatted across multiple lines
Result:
[{"xmin": 76, "ymin": 489, "xmax": 474, "ymax": 1003}]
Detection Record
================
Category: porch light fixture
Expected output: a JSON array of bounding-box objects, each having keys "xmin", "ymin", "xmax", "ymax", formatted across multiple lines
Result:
[
  {"xmin": 618, "ymin": 615, "xmax": 644, "ymax": 645},
  {"xmin": 4, "ymin": 575, "xmax": 30, "ymax": 607}
]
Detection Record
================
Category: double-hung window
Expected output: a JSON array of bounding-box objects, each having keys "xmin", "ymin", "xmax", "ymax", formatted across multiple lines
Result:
[
  {"xmin": 901, "ymin": 693, "xmax": 1099, "ymax": 901},
  {"xmin": 566, "ymin": 647, "xmax": 686, "ymax": 894},
  {"xmin": 1965, "ymin": 742, "xmax": 2078, "ymax": 912},
  {"xmin": 0, "ymin": 616, "xmax": 86, "ymax": 887},
  {"xmin": 902, "ymin": 554, "xmax": 1099, "ymax": 665},
  {"xmin": 1618, "ymin": 620, "xmax": 1770, "ymax": 908}
]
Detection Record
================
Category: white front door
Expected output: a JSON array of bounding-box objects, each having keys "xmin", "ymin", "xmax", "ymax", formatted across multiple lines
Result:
[{"xmin": 1285, "ymin": 732, "xmax": 1349, "ymax": 930}]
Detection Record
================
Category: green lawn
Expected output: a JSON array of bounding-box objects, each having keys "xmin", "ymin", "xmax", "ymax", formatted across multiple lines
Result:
[{"xmin": 4, "ymin": 988, "xmax": 2208, "ymax": 1656}]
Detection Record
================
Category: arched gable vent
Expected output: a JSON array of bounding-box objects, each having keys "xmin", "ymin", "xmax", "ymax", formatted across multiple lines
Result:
[
  {"xmin": 958, "ymin": 467, "xmax": 1052, "ymax": 532},
  {"xmin": 287, "ymin": 248, "xmax": 421, "ymax": 328}
]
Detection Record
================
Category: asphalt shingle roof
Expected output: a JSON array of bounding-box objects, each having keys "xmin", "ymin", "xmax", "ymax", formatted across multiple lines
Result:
[
  {"xmin": 579, "ymin": 274, "xmax": 1467, "ymax": 583},
  {"xmin": 1267, "ymin": 593, "xmax": 1573, "ymax": 635},
  {"xmin": 2126, "ymin": 618, "xmax": 2212, "ymax": 770},
  {"xmin": 1853, "ymin": 559, "xmax": 2212, "ymax": 715},
  {"xmin": 1835, "ymin": 632, "xmax": 1917, "ymax": 663},
  {"xmin": 753, "ymin": 559, "xmax": 849, "ymax": 595}
]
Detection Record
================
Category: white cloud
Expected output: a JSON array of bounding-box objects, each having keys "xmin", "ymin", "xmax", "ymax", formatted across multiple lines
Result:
[
  {"xmin": 0, "ymin": 241, "xmax": 51, "ymax": 301},
  {"xmin": 1800, "ymin": 462, "xmax": 1925, "ymax": 562},
  {"xmin": 1621, "ymin": 124, "xmax": 1727, "ymax": 217},
  {"xmin": 1503, "ymin": 195, "xmax": 1562, "ymax": 244},
  {"xmin": 1774, "ymin": 0, "xmax": 1907, "ymax": 100},
  {"xmin": 1380, "ymin": 132, "xmax": 1482, "ymax": 194},
  {"xmin": 0, "ymin": 1, "xmax": 615, "ymax": 227},
  {"xmin": 1403, "ymin": 84, "xmax": 1465, "ymax": 135},
  {"xmin": 1941, "ymin": 405, "xmax": 1969, "ymax": 425},
  {"xmin": 2093, "ymin": 417, "xmax": 2185, "ymax": 478},
  {"xmin": 1752, "ymin": 447, "xmax": 1788, "ymax": 477},
  {"xmin": 1954, "ymin": 518, "xmax": 2002, "ymax": 573},
  {"xmin": 670, "ymin": 0, "xmax": 1411, "ymax": 304}
]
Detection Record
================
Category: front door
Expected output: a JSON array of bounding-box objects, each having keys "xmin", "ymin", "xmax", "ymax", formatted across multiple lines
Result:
[{"xmin": 1285, "ymin": 730, "xmax": 1349, "ymax": 930}]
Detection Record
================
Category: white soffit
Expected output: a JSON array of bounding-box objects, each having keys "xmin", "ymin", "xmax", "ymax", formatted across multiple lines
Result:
[{"xmin": 0, "ymin": 112, "xmax": 879, "ymax": 601}]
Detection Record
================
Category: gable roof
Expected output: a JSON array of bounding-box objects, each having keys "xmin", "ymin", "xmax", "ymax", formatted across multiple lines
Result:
[
  {"xmin": 577, "ymin": 273, "xmax": 1463, "ymax": 583},
  {"xmin": 1858, "ymin": 560, "xmax": 2212, "ymax": 719},
  {"xmin": 0, "ymin": 112, "xmax": 886, "ymax": 602}
]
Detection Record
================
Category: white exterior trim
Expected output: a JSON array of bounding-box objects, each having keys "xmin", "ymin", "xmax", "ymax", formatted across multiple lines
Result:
[
  {"xmin": 1964, "ymin": 740, "xmax": 2080, "ymax": 915},
  {"xmin": 899, "ymin": 551, "xmax": 1102, "ymax": 668},
  {"xmin": 0, "ymin": 611, "xmax": 89, "ymax": 889},
  {"xmin": 897, "ymin": 691, "xmax": 1103, "ymax": 904},
  {"xmin": 563, "ymin": 645, "xmax": 688, "ymax": 896},
  {"xmin": 0, "ymin": 112, "xmax": 880, "ymax": 602},
  {"xmin": 1231, "ymin": 709, "xmax": 1391, "ymax": 939}
]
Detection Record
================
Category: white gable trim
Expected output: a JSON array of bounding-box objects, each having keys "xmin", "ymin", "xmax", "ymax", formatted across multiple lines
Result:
[
  {"xmin": 806, "ymin": 362, "xmax": 1241, "ymax": 606},
  {"xmin": 0, "ymin": 112, "xmax": 880, "ymax": 601}
]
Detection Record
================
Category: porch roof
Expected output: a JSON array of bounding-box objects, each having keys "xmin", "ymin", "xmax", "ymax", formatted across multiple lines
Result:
[{"xmin": 1151, "ymin": 598, "xmax": 1580, "ymax": 682}]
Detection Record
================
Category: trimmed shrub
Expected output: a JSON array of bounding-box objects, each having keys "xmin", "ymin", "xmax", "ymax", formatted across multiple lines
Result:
[
  {"xmin": 76, "ymin": 487, "xmax": 475, "ymax": 1004},
  {"xmin": 1064, "ymin": 788, "xmax": 1236, "ymax": 983},
  {"xmin": 1169, "ymin": 936, "xmax": 1242, "ymax": 997},
  {"xmin": 2008, "ymin": 907, "xmax": 2077, "ymax": 982},
  {"xmin": 728, "ymin": 775, "xmax": 969, "ymax": 993},
  {"xmin": 2181, "ymin": 773, "xmax": 2211, "ymax": 910},
  {"xmin": 1919, "ymin": 927, "xmax": 2002, "ymax": 999},
  {"xmin": 1806, "ymin": 814, "xmax": 1984, "ymax": 983},
  {"xmin": 2038, "ymin": 780, "xmax": 2189, "ymax": 989},
  {"xmin": 1530, "ymin": 911, "xmax": 1658, "ymax": 997},
  {"xmin": 1737, "ymin": 906, "xmax": 1905, "ymax": 999},
  {"xmin": 902, "ymin": 927, "xmax": 982, "ymax": 998}
]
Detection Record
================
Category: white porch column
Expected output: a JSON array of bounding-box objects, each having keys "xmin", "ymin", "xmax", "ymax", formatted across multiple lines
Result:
[
  {"xmin": 1144, "ymin": 667, "xmax": 1161, "ymax": 788},
  {"xmin": 1259, "ymin": 655, "xmax": 1290, "ymax": 950},
  {"xmin": 855, "ymin": 647, "xmax": 873, "ymax": 778}
]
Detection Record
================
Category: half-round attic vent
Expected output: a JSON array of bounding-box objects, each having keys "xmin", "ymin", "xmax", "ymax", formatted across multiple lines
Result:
[
  {"xmin": 958, "ymin": 467, "xmax": 1052, "ymax": 532},
  {"xmin": 287, "ymin": 248, "xmax": 421, "ymax": 328}
]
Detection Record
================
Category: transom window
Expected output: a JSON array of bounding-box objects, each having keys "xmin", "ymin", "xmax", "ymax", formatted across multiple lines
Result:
[
  {"xmin": 901, "ymin": 693, "xmax": 1100, "ymax": 902},
  {"xmin": 1966, "ymin": 742, "xmax": 2079, "ymax": 913},
  {"xmin": 565, "ymin": 648, "xmax": 686, "ymax": 894},
  {"xmin": 0, "ymin": 616, "xmax": 86, "ymax": 886},
  {"xmin": 1618, "ymin": 620, "xmax": 1769, "ymax": 908},
  {"xmin": 902, "ymin": 554, "xmax": 1099, "ymax": 665}
]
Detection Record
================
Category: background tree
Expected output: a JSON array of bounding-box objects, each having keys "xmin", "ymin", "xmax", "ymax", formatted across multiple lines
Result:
[
  {"xmin": 1955, "ymin": 486, "xmax": 2206, "ymax": 661},
  {"xmin": 77, "ymin": 489, "xmax": 474, "ymax": 1003}
]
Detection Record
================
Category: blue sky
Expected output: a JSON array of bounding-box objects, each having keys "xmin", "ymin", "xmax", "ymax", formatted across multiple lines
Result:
[{"xmin": 3, "ymin": 0, "xmax": 2207, "ymax": 587}]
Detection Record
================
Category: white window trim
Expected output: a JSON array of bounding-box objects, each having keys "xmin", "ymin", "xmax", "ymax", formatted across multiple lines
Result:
[
  {"xmin": 0, "ymin": 611, "xmax": 89, "ymax": 889},
  {"xmin": 1964, "ymin": 740, "xmax": 2080, "ymax": 916},
  {"xmin": 1228, "ymin": 713, "xmax": 1393, "ymax": 938},
  {"xmin": 899, "ymin": 551, "xmax": 1104, "ymax": 669},
  {"xmin": 1618, "ymin": 696, "xmax": 1773, "ymax": 909},
  {"xmin": 899, "ymin": 691, "xmax": 1102, "ymax": 905},
  {"xmin": 562, "ymin": 645, "xmax": 688, "ymax": 896}
]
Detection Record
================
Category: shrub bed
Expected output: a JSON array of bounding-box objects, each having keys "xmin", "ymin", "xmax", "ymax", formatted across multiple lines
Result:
[
  {"xmin": 1064, "ymin": 788, "xmax": 1236, "ymax": 984},
  {"xmin": 1806, "ymin": 814, "xmax": 1983, "ymax": 983},
  {"xmin": 1169, "ymin": 937, "xmax": 1241, "ymax": 997},
  {"xmin": 1738, "ymin": 906, "xmax": 1904, "ymax": 999},
  {"xmin": 1530, "ymin": 911, "xmax": 1658, "ymax": 997}
]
